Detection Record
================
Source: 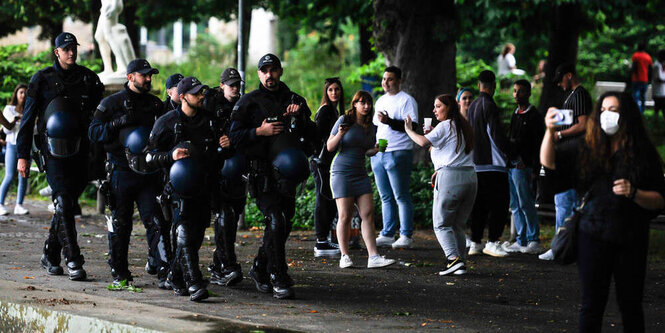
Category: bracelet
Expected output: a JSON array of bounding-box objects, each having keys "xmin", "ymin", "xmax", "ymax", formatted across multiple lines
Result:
[
  {"xmin": 629, "ymin": 187, "xmax": 637, "ymax": 200},
  {"xmin": 556, "ymin": 131, "xmax": 563, "ymax": 140}
]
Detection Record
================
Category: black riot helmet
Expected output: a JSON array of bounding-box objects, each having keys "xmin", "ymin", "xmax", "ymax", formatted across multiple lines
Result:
[{"xmin": 44, "ymin": 96, "xmax": 81, "ymax": 158}]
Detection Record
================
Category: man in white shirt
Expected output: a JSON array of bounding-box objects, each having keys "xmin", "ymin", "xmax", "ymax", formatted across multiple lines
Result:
[{"xmin": 372, "ymin": 66, "xmax": 419, "ymax": 248}]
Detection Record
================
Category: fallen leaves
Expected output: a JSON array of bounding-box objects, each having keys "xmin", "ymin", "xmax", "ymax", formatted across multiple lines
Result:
[{"xmin": 23, "ymin": 276, "xmax": 34, "ymax": 279}]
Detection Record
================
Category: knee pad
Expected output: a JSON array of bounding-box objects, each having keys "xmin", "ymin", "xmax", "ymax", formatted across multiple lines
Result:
[
  {"xmin": 54, "ymin": 194, "xmax": 74, "ymax": 217},
  {"xmin": 176, "ymin": 224, "xmax": 187, "ymax": 247}
]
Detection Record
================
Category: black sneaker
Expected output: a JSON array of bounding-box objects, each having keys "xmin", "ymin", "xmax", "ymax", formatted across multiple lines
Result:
[
  {"xmin": 157, "ymin": 268, "xmax": 170, "ymax": 290},
  {"xmin": 188, "ymin": 281, "xmax": 209, "ymax": 302},
  {"xmin": 67, "ymin": 266, "xmax": 87, "ymax": 281},
  {"xmin": 167, "ymin": 272, "xmax": 189, "ymax": 296},
  {"xmin": 314, "ymin": 241, "xmax": 341, "ymax": 258},
  {"xmin": 438, "ymin": 257, "xmax": 466, "ymax": 276},
  {"xmin": 145, "ymin": 261, "xmax": 158, "ymax": 275},
  {"xmin": 211, "ymin": 269, "xmax": 243, "ymax": 287},
  {"xmin": 270, "ymin": 273, "xmax": 295, "ymax": 299},
  {"xmin": 248, "ymin": 265, "xmax": 271, "ymax": 293},
  {"xmin": 40, "ymin": 254, "xmax": 63, "ymax": 276}
]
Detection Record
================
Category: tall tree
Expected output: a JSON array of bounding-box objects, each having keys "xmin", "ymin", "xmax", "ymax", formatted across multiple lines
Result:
[{"xmin": 373, "ymin": 0, "xmax": 458, "ymax": 162}]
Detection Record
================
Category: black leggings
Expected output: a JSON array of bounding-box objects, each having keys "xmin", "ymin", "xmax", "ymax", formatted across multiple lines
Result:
[
  {"xmin": 310, "ymin": 160, "xmax": 336, "ymax": 241},
  {"xmin": 577, "ymin": 231, "xmax": 648, "ymax": 333}
]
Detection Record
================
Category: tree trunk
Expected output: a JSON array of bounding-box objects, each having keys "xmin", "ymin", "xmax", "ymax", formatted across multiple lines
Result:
[
  {"xmin": 358, "ymin": 21, "xmax": 375, "ymax": 65},
  {"xmin": 373, "ymin": 0, "xmax": 457, "ymax": 163},
  {"xmin": 122, "ymin": 2, "xmax": 140, "ymax": 59},
  {"xmin": 537, "ymin": 2, "xmax": 583, "ymax": 115},
  {"xmin": 236, "ymin": 4, "xmax": 252, "ymax": 72}
]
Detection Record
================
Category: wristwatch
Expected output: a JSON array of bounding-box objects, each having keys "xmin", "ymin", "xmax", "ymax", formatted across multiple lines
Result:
[{"xmin": 556, "ymin": 131, "xmax": 563, "ymax": 140}]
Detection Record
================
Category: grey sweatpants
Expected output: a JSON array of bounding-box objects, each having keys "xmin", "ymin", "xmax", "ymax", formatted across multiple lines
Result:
[{"xmin": 433, "ymin": 166, "xmax": 477, "ymax": 260}]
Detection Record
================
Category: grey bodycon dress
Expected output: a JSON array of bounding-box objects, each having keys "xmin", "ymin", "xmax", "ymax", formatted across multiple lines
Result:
[{"xmin": 330, "ymin": 115, "xmax": 376, "ymax": 198}]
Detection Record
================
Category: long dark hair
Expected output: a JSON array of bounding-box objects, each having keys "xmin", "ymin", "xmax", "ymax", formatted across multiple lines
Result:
[
  {"xmin": 436, "ymin": 94, "xmax": 473, "ymax": 154},
  {"xmin": 9, "ymin": 83, "xmax": 28, "ymax": 112},
  {"xmin": 346, "ymin": 90, "xmax": 373, "ymax": 131},
  {"xmin": 320, "ymin": 77, "xmax": 344, "ymax": 116},
  {"xmin": 580, "ymin": 91, "xmax": 662, "ymax": 183}
]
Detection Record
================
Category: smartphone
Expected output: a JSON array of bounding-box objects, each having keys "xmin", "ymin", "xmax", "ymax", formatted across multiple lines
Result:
[
  {"xmin": 552, "ymin": 109, "xmax": 574, "ymax": 126},
  {"xmin": 266, "ymin": 117, "xmax": 279, "ymax": 123}
]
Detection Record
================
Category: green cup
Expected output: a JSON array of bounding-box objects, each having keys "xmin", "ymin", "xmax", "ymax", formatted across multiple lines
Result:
[{"xmin": 378, "ymin": 139, "xmax": 388, "ymax": 152}]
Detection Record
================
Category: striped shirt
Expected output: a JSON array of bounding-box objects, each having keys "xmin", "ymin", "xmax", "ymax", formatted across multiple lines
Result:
[{"xmin": 558, "ymin": 85, "xmax": 592, "ymax": 132}]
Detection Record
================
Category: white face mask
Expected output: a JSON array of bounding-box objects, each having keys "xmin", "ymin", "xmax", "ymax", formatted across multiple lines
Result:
[{"xmin": 600, "ymin": 111, "xmax": 620, "ymax": 135}]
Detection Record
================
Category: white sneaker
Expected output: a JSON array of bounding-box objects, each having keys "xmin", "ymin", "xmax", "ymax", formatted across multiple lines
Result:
[
  {"xmin": 0, "ymin": 204, "xmax": 7, "ymax": 216},
  {"xmin": 502, "ymin": 241, "xmax": 525, "ymax": 253},
  {"xmin": 339, "ymin": 254, "xmax": 353, "ymax": 268},
  {"xmin": 13, "ymin": 204, "xmax": 28, "ymax": 215},
  {"xmin": 391, "ymin": 235, "xmax": 413, "ymax": 249},
  {"xmin": 367, "ymin": 255, "xmax": 396, "ymax": 268},
  {"xmin": 522, "ymin": 241, "xmax": 544, "ymax": 254},
  {"xmin": 39, "ymin": 186, "xmax": 52, "ymax": 197},
  {"xmin": 47, "ymin": 203, "xmax": 55, "ymax": 213},
  {"xmin": 468, "ymin": 241, "xmax": 484, "ymax": 256},
  {"xmin": 483, "ymin": 241, "xmax": 509, "ymax": 257},
  {"xmin": 538, "ymin": 249, "xmax": 554, "ymax": 260},
  {"xmin": 375, "ymin": 235, "xmax": 395, "ymax": 247}
]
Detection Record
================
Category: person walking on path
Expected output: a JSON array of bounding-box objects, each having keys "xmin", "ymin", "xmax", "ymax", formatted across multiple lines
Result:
[
  {"xmin": 0, "ymin": 83, "xmax": 30, "ymax": 216},
  {"xmin": 327, "ymin": 90, "xmax": 395, "ymax": 269},
  {"xmin": 404, "ymin": 94, "xmax": 476, "ymax": 275},
  {"xmin": 466, "ymin": 70, "xmax": 512, "ymax": 258},
  {"xmin": 372, "ymin": 66, "xmax": 419, "ymax": 249},
  {"xmin": 502, "ymin": 80, "xmax": 544, "ymax": 255},
  {"xmin": 631, "ymin": 42, "xmax": 653, "ymax": 114}
]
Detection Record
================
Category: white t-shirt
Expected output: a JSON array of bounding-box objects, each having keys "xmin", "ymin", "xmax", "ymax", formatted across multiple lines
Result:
[
  {"xmin": 497, "ymin": 53, "xmax": 516, "ymax": 76},
  {"xmin": 425, "ymin": 119, "xmax": 474, "ymax": 169},
  {"xmin": 2, "ymin": 105, "xmax": 21, "ymax": 145},
  {"xmin": 373, "ymin": 90, "xmax": 418, "ymax": 152}
]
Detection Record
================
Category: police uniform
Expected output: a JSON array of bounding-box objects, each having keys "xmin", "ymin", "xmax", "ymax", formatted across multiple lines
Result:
[
  {"xmin": 88, "ymin": 60, "xmax": 170, "ymax": 286},
  {"xmin": 16, "ymin": 32, "xmax": 104, "ymax": 280},
  {"xmin": 204, "ymin": 70, "xmax": 247, "ymax": 287},
  {"xmin": 162, "ymin": 73, "xmax": 183, "ymax": 116},
  {"xmin": 147, "ymin": 77, "xmax": 216, "ymax": 302},
  {"xmin": 230, "ymin": 55, "xmax": 316, "ymax": 299}
]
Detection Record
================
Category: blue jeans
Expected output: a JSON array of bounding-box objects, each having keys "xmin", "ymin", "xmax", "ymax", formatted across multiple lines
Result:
[
  {"xmin": 508, "ymin": 168, "xmax": 539, "ymax": 245},
  {"xmin": 632, "ymin": 81, "xmax": 648, "ymax": 114},
  {"xmin": 371, "ymin": 149, "xmax": 414, "ymax": 238},
  {"xmin": 0, "ymin": 144, "xmax": 28, "ymax": 205},
  {"xmin": 554, "ymin": 188, "xmax": 578, "ymax": 230}
]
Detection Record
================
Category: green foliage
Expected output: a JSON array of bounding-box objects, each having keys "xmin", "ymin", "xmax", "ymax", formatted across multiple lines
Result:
[
  {"xmin": 0, "ymin": 44, "xmax": 102, "ymax": 103},
  {"xmin": 577, "ymin": 18, "xmax": 665, "ymax": 83}
]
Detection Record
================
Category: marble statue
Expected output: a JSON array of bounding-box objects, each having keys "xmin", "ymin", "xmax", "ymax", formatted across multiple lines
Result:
[{"xmin": 95, "ymin": 0, "xmax": 136, "ymax": 84}]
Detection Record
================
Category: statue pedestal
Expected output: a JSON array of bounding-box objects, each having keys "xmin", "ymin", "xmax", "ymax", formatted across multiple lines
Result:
[
  {"xmin": 103, "ymin": 83, "xmax": 125, "ymax": 97},
  {"xmin": 99, "ymin": 72, "xmax": 127, "ymax": 86}
]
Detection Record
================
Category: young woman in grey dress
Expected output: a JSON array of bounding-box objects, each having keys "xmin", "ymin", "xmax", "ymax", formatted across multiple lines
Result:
[{"xmin": 327, "ymin": 91, "xmax": 395, "ymax": 269}]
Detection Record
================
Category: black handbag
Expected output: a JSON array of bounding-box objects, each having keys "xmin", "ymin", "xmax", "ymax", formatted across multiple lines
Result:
[{"xmin": 551, "ymin": 191, "xmax": 590, "ymax": 265}]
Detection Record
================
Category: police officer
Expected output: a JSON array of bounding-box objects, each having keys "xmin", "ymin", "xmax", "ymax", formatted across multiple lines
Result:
[
  {"xmin": 163, "ymin": 73, "xmax": 183, "ymax": 115},
  {"xmin": 230, "ymin": 54, "xmax": 316, "ymax": 299},
  {"xmin": 147, "ymin": 77, "xmax": 218, "ymax": 302},
  {"xmin": 88, "ymin": 59, "xmax": 171, "ymax": 287},
  {"xmin": 205, "ymin": 68, "xmax": 246, "ymax": 287},
  {"xmin": 17, "ymin": 32, "xmax": 104, "ymax": 280}
]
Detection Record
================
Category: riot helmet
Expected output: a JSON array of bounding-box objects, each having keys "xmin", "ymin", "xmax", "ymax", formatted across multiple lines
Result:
[
  {"xmin": 45, "ymin": 96, "xmax": 81, "ymax": 158},
  {"xmin": 120, "ymin": 126, "xmax": 155, "ymax": 175},
  {"xmin": 169, "ymin": 142, "xmax": 204, "ymax": 197},
  {"xmin": 221, "ymin": 154, "xmax": 246, "ymax": 179}
]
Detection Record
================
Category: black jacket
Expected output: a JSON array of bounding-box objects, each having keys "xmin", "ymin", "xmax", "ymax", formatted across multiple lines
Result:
[
  {"xmin": 467, "ymin": 92, "xmax": 512, "ymax": 172},
  {"xmin": 17, "ymin": 61, "xmax": 104, "ymax": 159},
  {"xmin": 89, "ymin": 84, "xmax": 163, "ymax": 167},
  {"xmin": 313, "ymin": 104, "xmax": 340, "ymax": 165},
  {"xmin": 229, "ymin": 81, "xmax": 316, "ymax": 160},
  {"xmin": 508, "ymin": 105, "xmax": 544, "ymax": 169}
]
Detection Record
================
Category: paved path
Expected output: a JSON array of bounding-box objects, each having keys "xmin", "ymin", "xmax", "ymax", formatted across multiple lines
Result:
[{"xmin": 0, "ymin": 199, "xmax": 664, "ymax": 332}]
